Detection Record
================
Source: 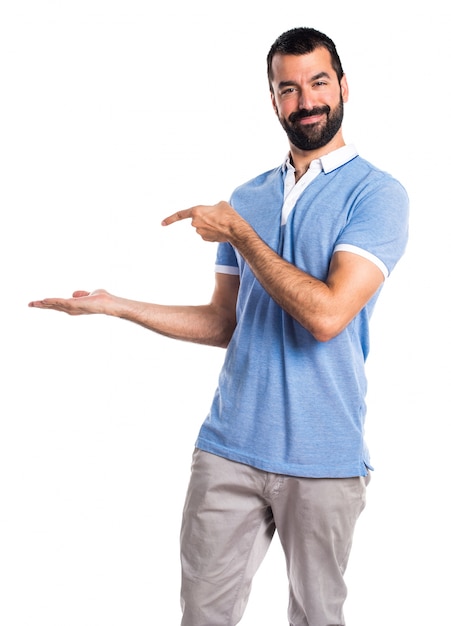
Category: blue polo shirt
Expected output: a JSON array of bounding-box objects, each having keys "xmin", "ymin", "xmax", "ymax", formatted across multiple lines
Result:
[{"xmin": 195, "ymin": 146, "xmax": 409, "ymax": 478}]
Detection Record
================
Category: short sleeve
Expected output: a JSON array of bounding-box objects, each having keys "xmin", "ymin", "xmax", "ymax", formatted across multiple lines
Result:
[
  {"xmin": 334, "ymin": 177, "xmax": 409, "ymax": 277},
  {"xmin": 215, "ymin": 242, "xmax": 240, "ymax": 275}
]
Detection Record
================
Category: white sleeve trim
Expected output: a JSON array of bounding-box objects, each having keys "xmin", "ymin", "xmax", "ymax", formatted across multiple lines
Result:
[
  {"xmin": 333, "ymin": 244, "xmax": 389, "ymax": 279},
  {"xmin": 215, "ymin": 264, "xmax": 240, "ymax": 275}
]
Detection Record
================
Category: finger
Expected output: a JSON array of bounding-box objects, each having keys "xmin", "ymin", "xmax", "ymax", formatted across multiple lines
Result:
[
  {"xmin": 28, "ymin": 291, "xmax": 88, "ymax": 308},
  {"xmin": 28, "ymin": 298, "xmax": 65, "ymax": 309},
  {"xmin": 161, "ymin": 208, "xmax": 193, "ymax": 226}
]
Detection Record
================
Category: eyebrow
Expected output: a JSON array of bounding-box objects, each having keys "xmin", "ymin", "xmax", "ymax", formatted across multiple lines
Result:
[{"xmin": 311, "ymin": 71, "xmax": 332, "ymax": 81}]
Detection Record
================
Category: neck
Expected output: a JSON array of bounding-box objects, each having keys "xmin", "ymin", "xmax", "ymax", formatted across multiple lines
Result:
[
  {"xmin": 294, "ymin": 165, "xmax": 308, "ymax": 182},
  {"xmin": 289, "ymin": 133, "xmax": 345, "ymax": 180}
]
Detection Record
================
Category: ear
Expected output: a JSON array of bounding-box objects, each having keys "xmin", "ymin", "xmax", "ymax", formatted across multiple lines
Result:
[{"xmin": 340, "ymin": 74, "xmax": 349, "ymax": 103}]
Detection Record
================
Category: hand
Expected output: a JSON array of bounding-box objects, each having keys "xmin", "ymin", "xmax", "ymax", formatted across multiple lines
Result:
[
  {"xmin": 28, "ymin": 289, "xmax": 112, "ymax": 315},
  {"xmin": 162, "ymin": 201, "xmax": 243, "ymax": 242}
]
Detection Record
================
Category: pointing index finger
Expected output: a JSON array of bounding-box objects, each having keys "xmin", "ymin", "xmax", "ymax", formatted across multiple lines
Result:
[{"xmin": 161, "ymin": 208, "xmax": 193, "ymax": 226}]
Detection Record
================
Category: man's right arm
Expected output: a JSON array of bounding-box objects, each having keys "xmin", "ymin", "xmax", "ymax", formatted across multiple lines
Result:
[{"xmin": 28, "ymin": 273, "xmax": 240, "ymax": 349}]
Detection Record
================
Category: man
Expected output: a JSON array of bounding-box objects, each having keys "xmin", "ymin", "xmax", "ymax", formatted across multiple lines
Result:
[{"xmin": 29, "ymin": 27, "xmax": 409, "ymax": 626}]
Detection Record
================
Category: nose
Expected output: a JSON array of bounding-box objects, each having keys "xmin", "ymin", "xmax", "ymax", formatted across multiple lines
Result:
[{"xmin": 297, "ymin": 88, "xmax": 315, "ymax": 111}]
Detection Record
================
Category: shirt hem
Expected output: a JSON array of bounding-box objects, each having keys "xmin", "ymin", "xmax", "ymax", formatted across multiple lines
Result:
[{"xmin": 195, "ymin": 439, "xmax": 372, "ymax": 478}]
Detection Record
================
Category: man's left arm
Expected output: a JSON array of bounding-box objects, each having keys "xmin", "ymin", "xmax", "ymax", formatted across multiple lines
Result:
[{"xmin": 162, "ymin": 201, "xmax": 384, "ymax": 342}]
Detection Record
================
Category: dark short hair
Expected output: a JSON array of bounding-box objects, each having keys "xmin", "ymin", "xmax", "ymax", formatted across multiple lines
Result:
[{"xmin": 267, "ymin": 27, "xmax": 344, "ymax": 91}]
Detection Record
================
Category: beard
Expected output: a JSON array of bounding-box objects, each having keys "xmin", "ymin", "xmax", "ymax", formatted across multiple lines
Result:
[{"xmin": 279, "ymin": 96, "xmax": 344, "ymax": 151}]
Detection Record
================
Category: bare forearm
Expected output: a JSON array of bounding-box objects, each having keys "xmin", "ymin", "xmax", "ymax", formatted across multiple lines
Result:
[
  {"xmin": 227, "ymin": 218, "xmax": 383, "ymax": 342},
  {"xmin": 232, "ymin": 227, "xmax": 328, "ymax": 337},
  {"xmin": 111, "ymin": 296, "xmax": 234, "ymax": 347},
  {"xmin": 163, "ymin": 202, "xmax": 333, "ymax": 339}
]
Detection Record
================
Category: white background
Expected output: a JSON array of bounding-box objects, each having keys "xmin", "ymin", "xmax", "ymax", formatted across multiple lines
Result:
[{"xmin": 1, "ymin": 1, "xmax": 449, "ymax": 624}]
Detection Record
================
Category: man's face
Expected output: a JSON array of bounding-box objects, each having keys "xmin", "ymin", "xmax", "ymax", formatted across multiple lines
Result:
[{"xmin": 270, "ymin": 48, "xmax": 348, "ymax": 152}]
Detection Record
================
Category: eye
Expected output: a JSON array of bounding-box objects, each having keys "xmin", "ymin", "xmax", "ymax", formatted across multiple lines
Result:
[{"xmin": 280, "ymin": 86, "xmax": 297, "ymax": 96}]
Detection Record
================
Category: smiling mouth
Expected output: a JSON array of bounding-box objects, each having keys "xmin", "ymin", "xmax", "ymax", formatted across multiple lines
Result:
[
  {"xmin": 289, "ymin": 107, "xmax": 330, "ymax": 126},
  {"xmin": 298, "ymin": 114, "xmax": 324, "ymax": 125}
]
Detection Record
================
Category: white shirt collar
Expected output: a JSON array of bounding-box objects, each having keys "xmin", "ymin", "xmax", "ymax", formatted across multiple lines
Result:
[{"xmin": 284, "ymin": 144, "xmax": 358, "ymax": 175}]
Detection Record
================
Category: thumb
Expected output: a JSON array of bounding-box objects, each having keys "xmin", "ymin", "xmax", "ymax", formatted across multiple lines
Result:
[{"xmin": 72, "ymin": 291, "xmax": 91, "ymax": 298}]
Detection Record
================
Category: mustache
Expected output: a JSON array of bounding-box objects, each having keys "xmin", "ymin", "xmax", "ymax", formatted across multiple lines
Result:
[{"xmin": 288, "ymin": 106, "xmax": 330, "ymax": 123}]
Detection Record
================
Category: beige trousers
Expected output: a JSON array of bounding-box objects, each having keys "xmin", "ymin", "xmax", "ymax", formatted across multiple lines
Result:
[{"xmin": 180, "ymin": 449, "xmax": 370, "ymax": 626}]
